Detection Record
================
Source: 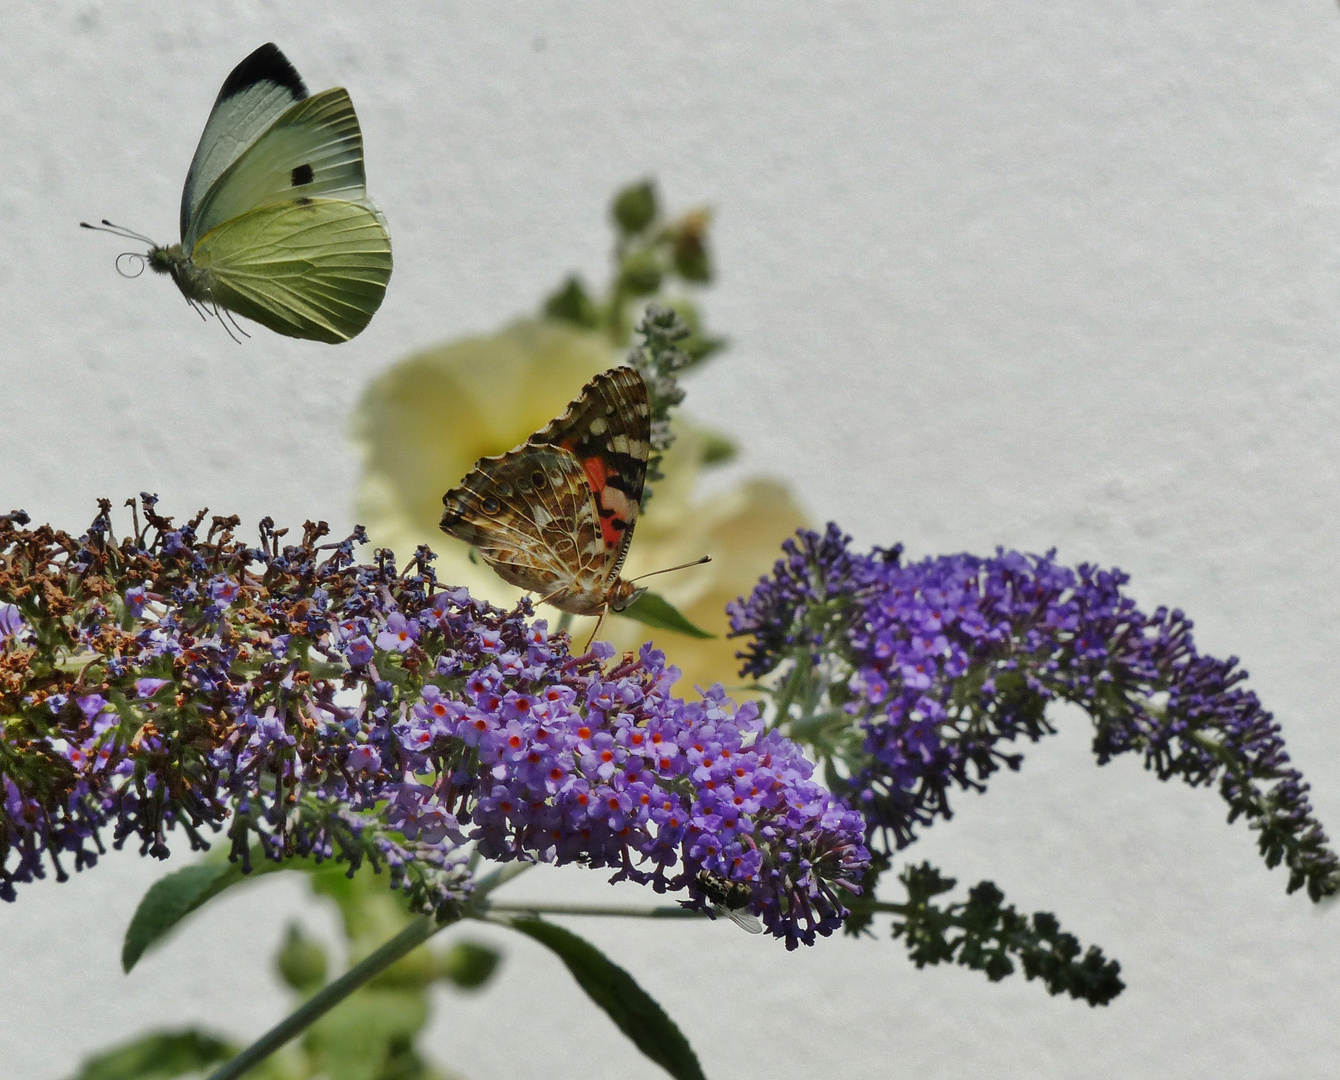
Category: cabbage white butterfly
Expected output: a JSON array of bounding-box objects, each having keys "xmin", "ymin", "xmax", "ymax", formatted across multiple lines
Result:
[{"xmin": 84, "ymin": 43, "xmax": 392, "ymax": 343}]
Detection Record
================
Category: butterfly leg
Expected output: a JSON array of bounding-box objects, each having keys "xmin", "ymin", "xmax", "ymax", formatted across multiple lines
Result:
[
  {"xmin": 220, "ymin": 305, "xmax": 251, "ymax": 340},
  {"xmin": 581, "ymin": 605, "xmax": 610, "ymax": 653},
  {"xmin": 209, "ymin": 298, "xmax": 244, "ymax": 344}
]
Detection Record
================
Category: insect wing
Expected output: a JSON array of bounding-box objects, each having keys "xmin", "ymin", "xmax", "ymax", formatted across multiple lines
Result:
[
  {"xmin": 185, "ymin": 87, "xmax": 373, "ymax": 251},
  {"xmin": 181, "ymin": 43, "xmax": 308, "ymax": 241},
  {"xmin": 717, "ymin": 906, "xmax": 764, "ymax": 935},
  {"xmin": 192, "ymin": 198, "xmax": 391, "ymax": 342},
  {"xmin": 440, "ymin": 445, "xmax": 609, "ymax": 601},
  {"xmin": 530, "ymin": 367, "xmax": 651, "ymax": 580}
]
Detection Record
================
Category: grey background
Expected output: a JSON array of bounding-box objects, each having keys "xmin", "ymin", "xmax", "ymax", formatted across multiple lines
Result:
[{"xmin": 3, "ymin": 3, "xmax": 1340, "ymax": 1077}]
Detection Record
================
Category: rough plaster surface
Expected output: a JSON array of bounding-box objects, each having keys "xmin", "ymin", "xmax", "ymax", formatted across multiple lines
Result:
[{"xmin": 3, "ymin": 3, "xmax": 1339, "ymax": 1078}]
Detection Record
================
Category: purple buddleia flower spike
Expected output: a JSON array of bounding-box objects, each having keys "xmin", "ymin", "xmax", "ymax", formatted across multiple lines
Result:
[
  {"xmin": 729, "ymin": 525, "xmax": 1340, "ymax": 902},
  {"xmin": 0, "ymin": 503, "xmax": 867, "ymax": 944}
]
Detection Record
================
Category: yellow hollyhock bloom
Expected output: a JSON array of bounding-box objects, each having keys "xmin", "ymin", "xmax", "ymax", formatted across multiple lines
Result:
[{"xmin": 352, "ymin": 317, "xmax": 807, "ymax": 693}]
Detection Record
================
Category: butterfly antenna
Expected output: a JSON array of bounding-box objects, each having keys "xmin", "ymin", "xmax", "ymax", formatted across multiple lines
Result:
[
  {"xmin": 629, "ymin": 555, "xmax": 712, "ymax": 584},
  {"xmin": 80, "ymin": 219, "xmax": 156, "ymax": 245}
]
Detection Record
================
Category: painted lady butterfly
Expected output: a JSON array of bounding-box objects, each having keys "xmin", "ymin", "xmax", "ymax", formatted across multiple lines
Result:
[{"xmin": 439, "ymin": 366, "xmax": 655, "ymax": 618}]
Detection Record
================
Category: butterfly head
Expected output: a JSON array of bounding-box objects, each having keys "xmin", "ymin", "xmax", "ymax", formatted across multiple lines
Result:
[
  {"xmin": 145, "ymin": 242, "xmax": 185, "ymax": 275},
  {"xmin": 607, "ymin": 580, "xmax": 647, "ymax": 613},
  {"xmin": 81, "ymin": 219, "xmax": 174, "ymax": 279}
]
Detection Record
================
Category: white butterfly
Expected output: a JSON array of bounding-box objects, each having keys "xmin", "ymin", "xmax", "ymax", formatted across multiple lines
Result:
[{"xmin": 84, "ymin": 43, "xmax": 392, "ymax": 343}]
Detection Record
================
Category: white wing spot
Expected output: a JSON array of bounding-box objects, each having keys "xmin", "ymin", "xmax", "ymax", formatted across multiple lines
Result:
[{"xmin": 602, "ymin": 486, "xmax": 633, "ymax": 524}]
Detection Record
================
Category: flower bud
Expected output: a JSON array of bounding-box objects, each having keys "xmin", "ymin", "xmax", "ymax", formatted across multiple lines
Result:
[
  {"xmin": 543, "ymin": 276, "xmax": 600, "ymax": 328},
  {"xmin": 276, "ymin": 923, "xmax": 328, "ymax": 992},
  {"xmin": 671, "ymin": 210, "xmax": 713, "ymax": 283},
  {"xmin": 611, "ymin": 180, "xmax": 658, "ymax": 235},
  {"xmin": 435, "ymin": 940, "xmax": 502, "ymax": 989}
]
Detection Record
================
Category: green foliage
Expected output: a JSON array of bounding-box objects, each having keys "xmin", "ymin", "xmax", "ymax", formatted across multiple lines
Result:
[
  {"xmin": 619, "ymin": 250, "xmax": 665, "ymax": 297},
  {"xmin": 122, "ymin": 857, "xmax": 299, "ymax": 973},
  {"xmin": 115, "ymin": 856, "xmax": 501, "ymax": 1079},
  {"xmin": 697, "ymin": 427, "xmax": 738, "ymax": 467},
  {"xmin": 618, "ymin": 590, "xmax": 715, "ymax": 639},
  {"xmin": 303, "ymin": 989, "xmax": 445, "ymax": 1080},
  {"xmin": 508, "ymin": 918, "xmax": 705, "ymax": 1080},
  {"xmin": 889, "ymin": 861, "xmax": 1125, "ymax": 1007},
  {"xmin": 65, "ymin": 1029, "xmax": 275, "ymax": 1080},
  {"xmin": 542, "ymin": 179, "xmax": 720, "ymax": 355}
]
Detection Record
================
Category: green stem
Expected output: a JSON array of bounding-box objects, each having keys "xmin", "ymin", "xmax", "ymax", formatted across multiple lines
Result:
[
  {"xmin": 206, "ymin": 861, "xmax": 531, "ymax": 1079},
  {"xmin": 205, "ymin": 913, "xmax": 450, "ymax": 1080},
  {"xmin": 855, "ymin": 900, "xmax": 912, "ymax": 916},
  {"xmin": 481, "ymin": 901, "xmax": 703, "ymax": 920}
]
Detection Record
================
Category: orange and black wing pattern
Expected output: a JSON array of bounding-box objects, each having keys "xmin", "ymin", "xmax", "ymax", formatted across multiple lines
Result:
[
  {"xmin": 529, "ymin": 366, "xmax": 650, "ymax": 577},
  {"xmin": 439, "ymin": 367, "xmax": 652, "ymax": 613}
]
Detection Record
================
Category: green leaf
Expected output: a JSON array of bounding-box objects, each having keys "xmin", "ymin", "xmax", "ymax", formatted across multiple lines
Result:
[
  {"xmin": 123, "ymin": 853, "xmax": 311, "ymax": 972},
  {"xmin": 123, "ymin": 863, "xmax": 243, "ymax": 973},
  {"xmin": 507, "ymin": 918, "xmax": 705, "ymax": 1080},
  {"xmin": 617, "ymin": 591, "xmax": 714, "ymax": 639},
  {"xmin": 67, "ymin": 1029, "xmax": 238, "ymax": 1080},
  {"xmin": 618, "ymin": 251, "xmax": 664, "ymax": 297}
]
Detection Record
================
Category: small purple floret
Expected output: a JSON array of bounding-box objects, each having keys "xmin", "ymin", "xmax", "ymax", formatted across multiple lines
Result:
[{"xmin": 0, "ymin": 603, "xmax": 24, "ymax": 642}]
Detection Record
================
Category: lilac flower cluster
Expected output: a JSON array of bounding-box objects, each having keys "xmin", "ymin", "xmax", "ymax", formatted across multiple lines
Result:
[
  {"xmin": 729, "ymin": 525, "xmax": 1340, "ymax": 901},
  {"xmin": 0, "ymin": 500, "xmax": 867, "ymax": 945}
]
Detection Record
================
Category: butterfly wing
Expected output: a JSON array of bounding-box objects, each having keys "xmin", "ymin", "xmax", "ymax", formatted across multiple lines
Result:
[
  {"xmin": 181, "ymin": 43, "xmax": 309, "ymax": 241},
  {"xmin": 191, "ymin": 198, "xmax": 391, "ymax": 342},
  {"xmin": 529, "ymin": 367, "xmax": 651, "ymax": 586},
  {"xmin": 440, "ymin": 446, "xmax": 609, "ymax": 609},
  {"xmin": 184, "ymin": 87, "xmax": 375, "ymax": 251}
]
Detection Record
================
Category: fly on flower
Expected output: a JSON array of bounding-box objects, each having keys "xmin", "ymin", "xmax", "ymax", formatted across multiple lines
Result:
[
  {"xmin": 696, "ymin": 870, "xmax": 764, "ymax": 934},
  {"xmin": 438, "ymin": 367, "xmax": 708, "ymax": 644}
]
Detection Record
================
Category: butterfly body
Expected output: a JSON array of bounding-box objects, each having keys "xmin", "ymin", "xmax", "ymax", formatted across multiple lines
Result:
[
  {"xmin": 147, "ymin": 242, "xmax": 207, "ymax": 300},
  {"xmin": 88, "ymin": 44, "xmax": 391, "ymax": 342},
  {"xmin": 440, "ymin": 367, "xmax": 652, "ymax": 617}
]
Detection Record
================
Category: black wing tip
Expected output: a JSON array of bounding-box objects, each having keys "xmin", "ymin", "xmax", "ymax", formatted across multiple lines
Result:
[{"xmin": 217, "ymin": 43, "xmax": 308, "ymax": 104}]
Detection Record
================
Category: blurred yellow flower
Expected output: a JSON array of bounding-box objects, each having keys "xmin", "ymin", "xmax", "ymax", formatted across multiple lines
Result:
[{"xmin": 352, "ymin": 317, "xmax": 807, "ymax": 694}]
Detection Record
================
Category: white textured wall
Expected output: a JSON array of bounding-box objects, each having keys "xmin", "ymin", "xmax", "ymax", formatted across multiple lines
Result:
[{"xmin": 4, "ymin": 3, "xmax": 1340, "ymax": 1077}]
